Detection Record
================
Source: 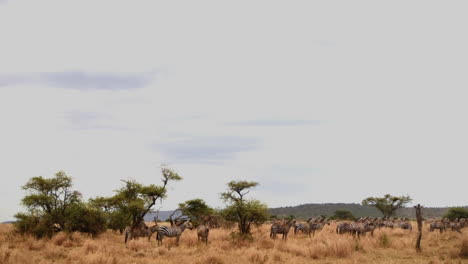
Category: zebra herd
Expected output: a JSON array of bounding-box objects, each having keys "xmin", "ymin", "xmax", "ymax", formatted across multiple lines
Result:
[
  {"xmin": 335, "ymin": 217, "xmax": 412, "ymax": 237},
  {"xmin": 125, "ymin": 220, "xmax": 199, "ymax": 246},
  {"xmin": 427, "ymin": 218, "xmax": 466, "ymax": 233},
  {"xmin": 270, "ymin": 216, "xmax": 466, "ymax": 241},
  {"xmin": 124, "ymin": 216, "xmax": 466, "ymax": 246}
]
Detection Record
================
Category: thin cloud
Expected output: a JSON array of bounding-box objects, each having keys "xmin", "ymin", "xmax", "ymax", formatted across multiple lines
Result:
[
  {"xmin": 227, "ymin": 119, "xmax": 324, "ymax": 127},
  {"xmin": 153, "ymin": 136, "xmax": 261, "ymax": 164},
  {"xmin": 0, "ymin": 71, "xmax": 154, "ymax": 90},
  {"xmin": 64, "ymin": 111, "xmax": 126, "ymax": 130}
]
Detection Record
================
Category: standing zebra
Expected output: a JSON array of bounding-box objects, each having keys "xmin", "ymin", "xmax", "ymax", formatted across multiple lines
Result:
[
  {"xmin": 270, "ymin": 219, "xmax": 296, "ymax": 240},
  {"xmin": 155, "ymin": 220, "xmax": 193, "ymax": 246},
  {"xmin": 294, "ymin": 222, "xmax": 311, "ymax": 237},
  {"xmin": 124, "ymin": 222, "xmax": 159, "ymax": 246},
  {"xmin": 197, "ymin": 224, "xmax": 210, "ymax": 245},
  {"xmin": 308, "ymin": 218, "xmax": 330, "ymax": 237},
  {"xmin": 336, "ymin": 222, "xmax": 353, "ymax": 234},
  {"xmin": 429, "ymin": 221, "xmax": 447, "ymax": 233}
]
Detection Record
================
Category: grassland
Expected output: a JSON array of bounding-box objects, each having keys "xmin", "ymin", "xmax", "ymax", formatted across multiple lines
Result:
[{"xmin": 1, "ymin": 222, "xmax": 467, "ymax": 264}]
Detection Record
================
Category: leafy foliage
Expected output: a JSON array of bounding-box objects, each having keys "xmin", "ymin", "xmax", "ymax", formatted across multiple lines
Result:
[
  {"xmin": 362, "ymin": 194, "xmax": 412, "ymax": 217},
  {"xmin": 220, "ymin": 180, "xmax": 269, "ymax": 235},
  {"xmin": 178, "ymin": 199, "xmax": 215, "ymax": 227},
  {"xmin": 332, "ymin": 210, "xmax": 356, "ymax": 221},
  {"xmin": 444, "ymin": 207, "xmax": 468, "ymax": 221},
  {"xmin": 14, "ymin": 171, "xmax": 106, "ymax": 238},
  {"xmin": 94, "ymin": 166, "xmax": 182, "ymax": 230}
]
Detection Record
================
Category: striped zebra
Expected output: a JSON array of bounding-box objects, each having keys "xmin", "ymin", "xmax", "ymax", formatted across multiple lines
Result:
[
  {"xmin": 124, "ymin": 222, "xmax": 159, "ymax": 246},
  {"xmin": 336, "ymin": 222, "xmax": 353, "ymax": 234},
  {"xmin": 294, "ymin": 223, "xmax": 311, "ymax": 237},
  {"xmin": 397, "ymin": 221, "xmax": 412, "ymax": 231},
  {"xmin": 155, "ymin": 220, "xmax": 193, "ymax": 246},
  {"xmin": 308, "ymin": 218, "xmax": 330, "ymax": 237},
  {"xmin": 270, "ymin": 219, "xmax": 296, "ymax": 240},
  {"xmin": 197, "ymin": 224, "xmax": 210, "ymax": 245},
  {"xmin": 347, "ymin": 218, "xmax": 375, "ymax": 238},
  {"xmin": 429, "ymin": 221, "xmax": 447, "ymax": 233}
]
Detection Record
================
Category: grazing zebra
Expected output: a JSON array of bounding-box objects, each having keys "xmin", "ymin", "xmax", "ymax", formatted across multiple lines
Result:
[
  {"xmin": 197, "ymin": 224, "xmax": 210, "ymax": 245},
  {"xmin": 156, "ymin": 220, "xmax": 193, "ymax": 246},
  {"xmin": 270, "ymin": 219, "xmax": 296, "ymax": 240},
  {"xmin": 294, "ymin": 223, "xmax": 311, "ymax": 237},
  {"xmin": 124, "ymin": 222, "xmax": 159, "ymax": 246}
]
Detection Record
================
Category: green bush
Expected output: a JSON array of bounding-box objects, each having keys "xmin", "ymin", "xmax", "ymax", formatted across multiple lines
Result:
[
  {"xmin": 444, "ymin": 207, "xmax": 468, "ymax": 221},
  {"xmin": 332, "ymin": 210, "xmax": 356, "ymax": 221},
  {"xmin": 66, "ymin": 203, "xmax": 107, "ymax": 236}
]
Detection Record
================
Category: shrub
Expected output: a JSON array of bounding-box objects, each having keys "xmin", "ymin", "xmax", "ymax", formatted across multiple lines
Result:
[{"xmin": 444, "ymin": 207, "xmax": 468, "ymax": 221}]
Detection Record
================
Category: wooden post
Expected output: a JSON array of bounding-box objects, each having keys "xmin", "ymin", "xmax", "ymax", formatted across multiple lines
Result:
[{"xmin": 414, "ymin": 204, "xmax": 423, "ymax": 252}]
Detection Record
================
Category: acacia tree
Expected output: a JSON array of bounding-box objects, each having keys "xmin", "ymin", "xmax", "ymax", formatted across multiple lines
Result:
[
  {"xmin": 362, "ymin": 194, "xmax": 412, "ymax": 217},
  {"xmin": 177, "ymin": 199, "xmax": 215, "ymax": 227},
  {"xmin": 220, "ymin": 180, "xmax": 269, "ymax": 235},
  {"xmin": 14, "ymin": 171, "xmax": 106, "ymax": 238},
  {"xmin": 110, "ymin": 166, "xmax": 182, "ymax": 231},
  {"xmin": 89, "ymin": 196, "xmax": 130, "ymax": 233}
]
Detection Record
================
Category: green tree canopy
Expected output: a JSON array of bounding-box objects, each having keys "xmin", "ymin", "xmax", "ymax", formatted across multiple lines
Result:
[
  {"xmin": 362, "ymin": 194, "xmax": 412, "ymax": 217},
  {"xmin": 14, "ymin": 171, "xmax": 106, "ymax": 238},
  {"xmin": 332, "ymin": 210, "xmax": 356, "ymax": 221},
  {"xmin": 177, "ymin": 199, "xmax": 215, "ymax": 226},
  {"xmin": 105, "ymin": 166, "xmax": 182, "ymax": 230},
  {"xmin": 444, "ymin": 207, "xmax": 468, "ymax": 221},
  {"xmin": 220, "ymin": 180, "xmax": 269, "ymax": 235}
]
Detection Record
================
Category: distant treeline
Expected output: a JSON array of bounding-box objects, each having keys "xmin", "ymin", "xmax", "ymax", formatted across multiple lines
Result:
[
  {"xmin": 269, "ymin": 203, "xmax": 468, "ymax": 219},
  {"xmin": 143, "ymin": 203, "xmax": 468, "ymax": 222}
]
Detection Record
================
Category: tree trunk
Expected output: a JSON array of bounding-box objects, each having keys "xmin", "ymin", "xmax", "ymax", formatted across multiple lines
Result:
[{"xmin": 414, "ymin": 204, "xmax": 423, "ymax": 252}]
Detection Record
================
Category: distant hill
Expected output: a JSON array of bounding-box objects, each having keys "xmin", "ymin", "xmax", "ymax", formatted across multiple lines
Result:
[
  {"xmin": 1, "ymin": 221, "xmax": 14, "ymax": 224},
  {"xmin": 269, "ymin": 203, "xmax": 468, "ymax": 219},
  {"xmin": 144, "ymin": 210, "xmax": 182, "ymax": 222},
  {"xmin": 143, "ymin": 203, "xmax": 468, "ymax": 222}
]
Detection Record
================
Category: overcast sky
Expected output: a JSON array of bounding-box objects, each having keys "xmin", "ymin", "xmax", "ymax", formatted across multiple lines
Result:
[{"xmin": 1, "ymin": 0, "xmax": 467, "ymax": 222}]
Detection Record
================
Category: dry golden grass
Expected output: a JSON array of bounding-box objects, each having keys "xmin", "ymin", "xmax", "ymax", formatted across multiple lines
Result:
[{"xmin": 1, "ymin": 222, "xmax": 468, "ymax": 264}]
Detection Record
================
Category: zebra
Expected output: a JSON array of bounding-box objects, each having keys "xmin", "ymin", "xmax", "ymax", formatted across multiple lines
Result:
[
  {"xmin": 124, "ymin": 221, "xmax": 159, "ymax": 246},
  {"xmin": 270, "ymin": 219, "xmax": 296, "ymax": 240},
  {"xmin": 294, "ymin": 222, "xmax": 311, "ymax": 237},
  {"xmin": 429, "ymin": 221, "xmax": 447, "ymax": 233},
  {"xmin": 197, "ymin": 224, "xmax": 210, "ymax": 245},
  {"xmin": 336, "ymin": 222, "xmax": 354, "ymax": 234},
  {"xmin": 350, "ymin": 221, "xmax": 368, "ymax": 238},
  {"xmin": 308, "ymin": 218, "xmax": 330, "ymax": 236},
  {"xmin": 449, "ymin": 222, "xmax": 462, "ymax": 233},
  {"xmin": 398, "ymin": 221, "xmax": 413, "ymax": 231},
  {"xmin": 155, "ymin": 220, "xmax": 193, "ymax": 246},
  {"xmin": 347, "ymin": 218, "xmax": 375, "ymax": 238}
]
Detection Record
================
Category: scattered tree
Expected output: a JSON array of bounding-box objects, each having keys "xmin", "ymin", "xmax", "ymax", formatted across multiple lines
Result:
[
  {"xmin": 362, "ymin": 194, "xmax": 412, "ymax": 217},
  {"xmin": 14, "ymin": 171, "xmax": 106, "ymax": 238},
  {"xmin": 332, "ymin": 210, "xmax": 356, "ymax": 221},
  {"xmin": 220, "ymin": 180, "xmax": 269, "ymax": 235},
  {"xmin": 444, "ymin": 207, "xmax": 468, "ymax": 221},
  {"xmin": 177, "ymin": 199, "xmax": 215, "ymax": 227},
  {"xmin": 109, "ymin": 166, "xmax": 182, "ymax": 231}
]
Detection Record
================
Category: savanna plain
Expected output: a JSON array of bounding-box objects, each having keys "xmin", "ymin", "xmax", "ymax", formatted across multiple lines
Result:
[{"xmin": 1, "ymin": 222, "xmax": 467, "ymax": 264}]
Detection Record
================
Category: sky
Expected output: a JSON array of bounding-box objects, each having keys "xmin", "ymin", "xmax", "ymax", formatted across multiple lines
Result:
[{"xmin": 1, "ymin": 0, "xmax": 468, "ymax": 222}]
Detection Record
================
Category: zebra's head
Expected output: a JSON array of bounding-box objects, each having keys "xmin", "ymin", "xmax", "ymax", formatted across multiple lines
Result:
[{"xmin": 184, "ymin": 220, "xmax": 194, "ymax": 230}]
